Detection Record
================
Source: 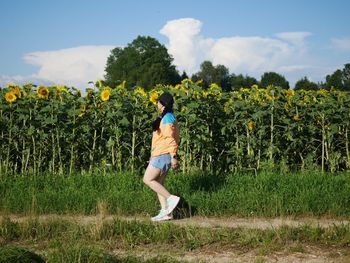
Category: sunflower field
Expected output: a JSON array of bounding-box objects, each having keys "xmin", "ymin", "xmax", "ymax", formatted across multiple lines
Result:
[{"xmin": 1, "ymin": 79, "xmax": 350, "ymax": 176}]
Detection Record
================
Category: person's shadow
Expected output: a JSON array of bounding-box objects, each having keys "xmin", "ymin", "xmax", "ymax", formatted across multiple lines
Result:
[
  {"xmin": 172, "ymin": 195, "xmax": 196, "ymax": 220},
  {"xmin": 171, "ymin": 172, "xmax": 226, "ymax": 220}
]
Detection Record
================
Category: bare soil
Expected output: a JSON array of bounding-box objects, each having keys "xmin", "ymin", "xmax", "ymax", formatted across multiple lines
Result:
[
  {"xmin": 1, "ymin": 213, "xmax": 350, "ymax": 263},
  {"xmin": 2, "ymin": 213, "xmax": 349, "ymax": 229}
]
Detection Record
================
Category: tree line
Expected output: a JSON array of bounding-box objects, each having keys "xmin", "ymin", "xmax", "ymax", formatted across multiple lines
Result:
[{"xmin": 104, "ymin": 35, "xmax": 350, "ymax": 91}]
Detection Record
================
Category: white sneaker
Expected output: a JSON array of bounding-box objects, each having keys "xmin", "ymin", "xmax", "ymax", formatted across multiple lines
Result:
[
  {"xmin": 166, "ymin": 195, "xmax": 180, "ymax": 215},
  {"xmin": 151, "ymin": 209, "xmax": 173, "ymax": 222}
]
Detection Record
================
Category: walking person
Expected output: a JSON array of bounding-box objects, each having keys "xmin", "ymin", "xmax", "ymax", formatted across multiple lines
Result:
[{"xmin": 143, "ymin": 92, "xmax": 180, "ymax": 221}]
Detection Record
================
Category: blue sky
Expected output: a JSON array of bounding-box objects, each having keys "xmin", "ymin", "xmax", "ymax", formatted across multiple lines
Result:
[{"xmin": 1, "ymin": 0, "xmax": 350, "ymax": 88}]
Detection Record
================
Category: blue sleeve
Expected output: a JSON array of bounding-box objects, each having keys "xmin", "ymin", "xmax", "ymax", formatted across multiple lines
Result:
[{"xmin": 162, "ymin": 113, "xmax": 175, "ymax": 124}]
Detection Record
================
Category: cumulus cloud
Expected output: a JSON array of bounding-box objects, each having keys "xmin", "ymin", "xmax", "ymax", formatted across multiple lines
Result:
[
  {"xmin": 0, "ymin": 18, "xmax": 325, "ymax": 89},
  {"xmin": 23, "ymin": 45, "xmax": 114, "ymax": 88},
  {"xmin": 0, "ymin": 74, "xmax": 54, "ymax": 88},
  {"xmin": 160, "ymin": 18, "xmax": 203, "ymax": 74},
  {"xmin": 331, "ymin": 37, "xmax": 350, "ymax": 51},
  {"xmin": 160, "ymin": 18, "xmax": 314, "ymax": 82},
  {"xmin": 275, "ymin": 32, "xmax": 312, "ymax": 47},
  {"xmin": 207, "ymin": 37, "xmax": 292, "ymax": 72}
]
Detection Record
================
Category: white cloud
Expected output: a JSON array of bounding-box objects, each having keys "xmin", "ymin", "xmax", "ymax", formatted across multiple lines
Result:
[
  {"xmin": 275, "ymin": 32, "xmax": 312, "ymax": 47},
  {"xmin": 160, "ymin": 18, "xmax": 202, "ymax": 74},
  {"xmin": 207, "ymin": 36, "xmax": 292, "ymax": 72},
  {"xmin": 278, "ymin": 65, "xmax": 311, "ymax": 73},
  {"xmin": 0, "ymin": 18, "xmax": 327, "ymax": 89},
  {"xmin": 23, "ymin": 45, "xmax": 114, "ymax": 88},
  {"xmin": 0, "ymin": 74, "xmax": 54, "ymax": 88},
  {"xmin": 160, "ymin": 18, "xmax": 315, "ymax": 84},
  {"xmin": 331, "ymin": 37, "xmax": 350, "ymax": 51}
]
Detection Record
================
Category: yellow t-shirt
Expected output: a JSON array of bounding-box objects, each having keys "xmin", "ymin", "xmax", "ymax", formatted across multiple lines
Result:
[{"xmin": 151, "ymin": 112, "xmax": 179, "ymax": 157}]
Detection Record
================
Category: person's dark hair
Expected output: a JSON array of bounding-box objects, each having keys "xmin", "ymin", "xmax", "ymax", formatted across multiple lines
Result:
[{"xmin": 152, "ymin": 93, "xmax": 174, "ymax": 131}]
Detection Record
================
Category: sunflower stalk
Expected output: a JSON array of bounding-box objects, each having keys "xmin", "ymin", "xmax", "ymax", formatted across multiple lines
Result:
[
  {"xmin": 200, "ymin": 146, "xmax": 204, "ymax": 170},
  {"xmin": 38, "ymin": 148, "xmax": 43, "ymax": 175},
  {"xmin": 69, "ymin": 127, "xmax": 75, "ymax": 176},
  {"xmin": 56, "ymin": 128, "xmax": 63, "ymax": 175},
  {"xmin": 131, "ymin": 115, "xmax": 136, "ymax": 173},
  {"xmin": 209, "ymin": 129, "xmax": 213, "ymax": 171},
  {"xmin": 32, "ymin": 135, "xmax": 36, "ymax": 175},
  {"xmin": 21, "ymin": 118, "xmax": 26, "ymax": 175},
  {"xmin": 269, "ymin": 89, "xmax": 274, "ymax": 162},
  {"xmin": 89, "ymin": 129, "xmax": 97, "ymax": 173},
  {"xmin": 183, "ymin": 118, "xmax": 189, "ymax": 173},
  {"xmin": 346, "ymin": 125, "xmax": 350, "ymax": 169},
  {"xmin": 24, "ymin": 146, "xmax": 30, "ymax": 175},
  {"xmin": 257, "ymin": 128, "xmax": 262, "ymax": 170},
  {"xmin": 51, "ymin": 131, "xmax": 56, "ymax": 174},
  {"xmin": 50, "ymin": 105, "xmax": 57, "ymax": 175},
  {"xmin": 0, "ymin": 109, "xmax": 3, "ymax": 176},
  {"xmin": 69, "ymin": 110, "xmax": 76, "ymax": 175},
  {"xmin": 235, "ymin": 128, "xmax": 239, "ymax": 169},
  {"xmin": 246, "ymin": 125, "xmax": 251, "ymax": 157},
  {"xmin": 117, "ymin": 135, "xmax": 122, "ymax": 171},
  {"xmin": 5, "ymin": 109, "xmax": 13, "ymax": 175},
  {"xmin": 321, "ymin": 113, "xmax": 325, "ymax": 173},
  {"xmin": 28, "ymin": 108, "xmax": 35, "ymax": 175},
  {"xmin": 113, "ymin": 127, "xmax": 122, "ymax": 171}
]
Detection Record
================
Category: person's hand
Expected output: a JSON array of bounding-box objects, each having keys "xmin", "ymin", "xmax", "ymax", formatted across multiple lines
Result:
[{"xmin": 171, "ymin": 157, "xmax": 179, "ymax": 170}]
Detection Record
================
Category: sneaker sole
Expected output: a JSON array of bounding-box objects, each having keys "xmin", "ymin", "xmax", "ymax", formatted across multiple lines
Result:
[{"xmin": 152, "ymin": 215, "xmax": 173, "ymax": 222}]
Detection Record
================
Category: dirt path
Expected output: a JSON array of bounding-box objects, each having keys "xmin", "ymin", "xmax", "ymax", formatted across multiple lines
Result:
[
  {"xmin": 1, "ymin": 214, "xmax": 349, "ymax": 263},
  {"xmin": 1, "ymin": 213, "xmax": 349, "ymax": 229}
]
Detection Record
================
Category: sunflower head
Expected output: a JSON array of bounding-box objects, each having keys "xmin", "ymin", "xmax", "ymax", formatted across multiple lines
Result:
[
  {"xmin": 5, "ymin": 91, "xmax": 17, "ymax": 103},
  {"xmin": 86, "ymin": 88, "xmax": 94, "ymax": 98},
  {"xmin": 195, "ymin": 79, "xmax": 203, "ymax": 86},
  {"xmin": 293, "ymin": 114, "xmax": 301, "ymax": 121},
  {"xmin": 9, "ymin": 84, "xmax": 22, "ymax": 98},
  {"xmin": 57, "ymin": 85, "xmax": 69, "ymax": 94},
  {"xmin": 37, "ymin": 86, "xmax": 50, "ymax": 99},
  {"xmin": 149, "ymin": 91, "xmax": 159, "ymax": 105},
  {"xmin": 248, "ymin": 121, "xmax": 256, "ymax": 131},
  {"xmin": 101, "ymin": 88, "xmax": 111, "ymax": 102},
  {"xmin": 23, "ymin": 83, "xmax": 33, "ymax": 92},
  {"xmin": 287, "ymin": 89, "xmax": 295, "ymax": 96},
  {"xmin": 79, "ymin": 104, "xmax": 87, "ymax": 117},
  {"xmin": 134, "ymin": 87, "xmax": 147, "ymax": 97}
]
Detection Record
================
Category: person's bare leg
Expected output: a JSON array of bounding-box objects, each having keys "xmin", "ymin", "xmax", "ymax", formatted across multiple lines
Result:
[
  {"xmin": 156, "ymin": 171, "xmax": 168, "ymax": 210},
  {"xmin": 143, "ymin": 164, "xmax": 171, "ymax": 199}
]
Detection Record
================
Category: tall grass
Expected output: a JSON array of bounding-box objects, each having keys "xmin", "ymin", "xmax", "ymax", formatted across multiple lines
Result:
[
  {"xmin": 0, "ymin": 244, "xmax": 182, "ymax": 263},
  {"xmin": 0, "ymin": 217, "xmax": 349, "ymax": 259},
  {"xmin": 0, "ymin": 170, "xmax": 349, "ymax": 217}
]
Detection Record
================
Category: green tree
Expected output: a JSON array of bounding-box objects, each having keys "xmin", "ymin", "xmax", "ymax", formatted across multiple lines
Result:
[
  {"xmin": 342, "ymin": 63, "xmax": 350, "ymax": 88},
  {"xmin": 260, "ymin": 72, "xmax": 290, "ymax": 89},
  {"xmin": 192, "ymin": 61, "xmax": 231, "ymax": 91},
  {"xmin": 230, "ymin": 74, "xmax": 259, "ymax": 90},
  {"xmin": 325, "ymin": 69, "xmax": 343, "ymax": 90},
  {"xmin": 294, "ymin": 77, "xmax": 319, "ymax": 91},
  {"xmin": 325, "ymin": 64, "xmax": 350, "ymax": 91},
  {"xmin": 104, "ymin": 36, "xmax": 180, "ymax": 89},
  {"xmin": 180, "ymin": 71, "xmax": 189, "ymax": 80},
  {"xmin": 341, "ymin": 63, "xmax": 350, "ymax": 91}
]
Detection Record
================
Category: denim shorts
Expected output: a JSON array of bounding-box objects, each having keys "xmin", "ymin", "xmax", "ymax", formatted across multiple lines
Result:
[{"xmin": 149, "ymin": 154, "xmax": 171, "ymax": 173}]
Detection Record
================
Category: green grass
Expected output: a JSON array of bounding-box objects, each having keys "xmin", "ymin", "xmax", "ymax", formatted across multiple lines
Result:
[
  {"xmin": 0, "ymin": 170, "xmax": 350, "ymax": 217},
  {"xmin": 0, "ymin": 244, "xmax": 182, "ymax": 263},
  {"xmin": 0, "ymin": 245, "xmax": 45, "ymax": 263},
  {"xmin": 0, "ymin": 217, "xmax": 349, "ymax": 262}
]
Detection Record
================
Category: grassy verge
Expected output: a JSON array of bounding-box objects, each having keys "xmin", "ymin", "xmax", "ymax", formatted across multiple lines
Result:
[
  {"xmin": 0, "ymin": 244, "xmax": 182, "ymax": 263},
  {"xmin": 0, "ymin": 217, "xmax": 349, "ymax": 262},
  {"xmin": 0, "ymin": 170, "xmax": 349, "ymax": 217}
]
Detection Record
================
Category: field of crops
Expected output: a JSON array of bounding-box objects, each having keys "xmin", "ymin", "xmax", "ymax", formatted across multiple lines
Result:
[
  {"xmin": 1, "ymin": 79, "xmax": 350, "ymax": 176},
  {"xmin": 1, "ymin": 79, "xmax": 350, "ymax": 262}
]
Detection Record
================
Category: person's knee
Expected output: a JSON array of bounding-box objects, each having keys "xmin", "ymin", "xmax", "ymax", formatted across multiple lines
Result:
[{"xmin": 143, "ymin": 175, "xmax": 151, "ymax": 186}]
